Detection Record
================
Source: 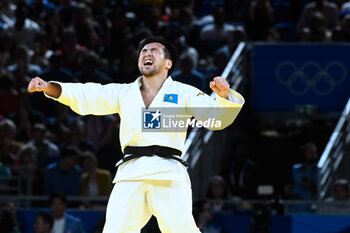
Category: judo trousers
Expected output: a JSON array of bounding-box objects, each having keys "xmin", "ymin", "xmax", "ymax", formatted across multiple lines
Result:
[{"xmin": 102, "ymin": 178, "xmax": 201, "ymax": 233}]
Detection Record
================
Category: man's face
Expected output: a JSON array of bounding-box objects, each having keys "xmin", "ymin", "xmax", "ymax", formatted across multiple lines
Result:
[
  {"xmin": 34, "ymin": 216, "xmax": 49, "ymax": 233},
  {"xmin": 138, "ymin": 42, "xmax": 171, "ymax": 77},
  {"xmin": 50, "ymin": 198, "xmax": 65, "ymax": 219}
]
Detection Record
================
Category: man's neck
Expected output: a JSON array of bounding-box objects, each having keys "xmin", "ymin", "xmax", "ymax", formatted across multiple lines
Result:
[{"xmin": 141, "ymin": 73, "xmax": 168, "ymax": 94}]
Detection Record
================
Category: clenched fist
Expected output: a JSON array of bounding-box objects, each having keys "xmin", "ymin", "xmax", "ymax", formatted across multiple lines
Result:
[
  {"xmin": 28, "ymin": 77, "xmax": 48, "ymax": 92},
  {"xmin": 209, "ymin": 76, "xmax": 230, "ymax": 99}
]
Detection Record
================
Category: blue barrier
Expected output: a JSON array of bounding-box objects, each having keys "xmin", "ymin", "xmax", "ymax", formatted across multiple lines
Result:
[
  {"xmin": 16, "ymin": 209, "xmax": 350, "ymax": 233},
  {"xmin": 252, "ymin": 44, "xmax": 350, "ymax": 112}
]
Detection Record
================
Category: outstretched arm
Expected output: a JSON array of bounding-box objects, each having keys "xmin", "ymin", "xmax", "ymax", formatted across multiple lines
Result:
[{"xmin": 28, "ymin": 77, "xmax": 62, "ymax": 99}]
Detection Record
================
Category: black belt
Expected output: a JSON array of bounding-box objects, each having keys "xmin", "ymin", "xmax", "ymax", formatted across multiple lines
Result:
[{"xmin": 119, "ymin": 145, "xmax": 189, "ymax": 167}]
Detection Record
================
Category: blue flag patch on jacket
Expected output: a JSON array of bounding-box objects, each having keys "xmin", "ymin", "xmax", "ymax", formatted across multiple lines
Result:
[{"xmin": 163, "ymin": 94, "xmax": 178, "ymax": 104}]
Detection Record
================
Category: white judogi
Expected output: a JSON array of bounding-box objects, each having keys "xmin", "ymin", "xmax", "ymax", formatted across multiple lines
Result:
[{"xmin": 46, "ymin": 76, "xmax": 244, "ymax": 233}]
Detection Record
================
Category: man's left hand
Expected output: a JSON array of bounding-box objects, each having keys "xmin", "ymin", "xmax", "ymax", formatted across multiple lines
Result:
[{"xmin": 210, "ymin": 76, "xmax": 229, "ymax": 99}]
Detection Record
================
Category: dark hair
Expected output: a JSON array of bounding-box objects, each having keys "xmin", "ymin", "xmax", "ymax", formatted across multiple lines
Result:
[
  {"xmin": 36, "ymin": 212, "xmax": 54, "ymax": 229},
  {"xmin": 61, "ymin": 145, "xmax": 81, "ymax": 159},
  {"xmin": 137, "ymin": 36, "xmax": 178, "ymax": 75},
  {"xmin": 49, "ymin": 192, "xmax": 67, "ymax": 205}
]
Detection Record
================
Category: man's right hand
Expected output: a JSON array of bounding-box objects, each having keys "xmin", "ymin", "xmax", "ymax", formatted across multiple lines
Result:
[{"xmin": 28, "ymin": 77, "xmax": 48, "ymax": 93}]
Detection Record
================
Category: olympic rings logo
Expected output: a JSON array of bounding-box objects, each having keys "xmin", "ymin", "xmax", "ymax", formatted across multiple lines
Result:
[{"xmin": 275, "ymin": 61, "xmax": 347, "ymax": 96}]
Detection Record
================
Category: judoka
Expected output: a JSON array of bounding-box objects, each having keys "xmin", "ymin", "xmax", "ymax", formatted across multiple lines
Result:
[{"xmin": 28, "ymin": 36, "xmax": 244, "ymax": 233}]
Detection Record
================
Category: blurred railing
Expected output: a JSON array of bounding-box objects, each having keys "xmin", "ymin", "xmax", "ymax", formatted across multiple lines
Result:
[{"xmin": 317, "ymin": 98, "xmax": 350, "ymax": 200}]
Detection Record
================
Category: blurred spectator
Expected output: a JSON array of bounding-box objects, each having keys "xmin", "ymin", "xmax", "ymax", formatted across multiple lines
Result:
[
  {"xmin": 0, "ymin": 73, "xmax": 19, "ymax": 116},
  {"xmin": 0, "ymin": 202, "xmax": 20, "ymax": 233},
  {"xmin": 332, "ymin": 14, "xmax": 350, "ymax": 41},
  {"xmin": 0, "ymin": 0, "xmax": 16, "ymax": 24},
  {"xmin": 216, "ymin": 27, "xmax": 247, "ymax": 60},
  {"xmin": 0, "ymin": 119, "xmax": 22, "ymax": 166},
  {"xmin": 113, "ymin": 45, "xmax": 140, "ymax": 83},
  {"xmin": 8, "ymin": 89, "xmax": 45, "ymax": 141},
  {"xmin": 84, "ymin": 115, "xmax": 118, "ymax": 151},
  {"xmin": 45, "ymin": 11, "xmax": 63, "ymax": 51},
  {"xmin": 74, "ymin": 51, "xmax": 112, "ymax": 84},
  {"xmin": 17, "ymin": 143, "xmax": 44, "ymax": 194},
  {"xmin": 292, "ymin": 142, "xmax": 318, "ymax": 201},
  {"xmin": 30, "ymin": 32, "xmax": 53, "ymax": 69},
  {"xmin": 172, "ymin": 54, "xmax": 207, "ymax": 92},
  {"xmin": 342, "ymin": 1, "xmax": 350, "ymax": 15},
  {"xmin": 26, "ymin": 0, "xmax": 55, "ymax": 27},
  {"xmin": 221, "ymin": 137, "xmax": 259, "ymax": 199},
  {"xmin": 40, "ymin": 52, "xmax": 73, "ymax": 82},
  {"xmin": 46, "ymin": 103, "xmax": 75, "ymax": 144},
  {"xmin": 0, "ymin": 162, "xmax": 11, "ymax": 192},
  {"xmin": 27, "ymin": 123, "xmax": 60, "ymax": 170},
  {"xmin": 247, "ymin": 0, "xmax": 274, "ymax": 41},
  {"xmin": 6, "ymin": 45, "xmax": 41, "ymax": 89},
  {"xmin": 173, "ymin": 29, "xmax": 199, "ymax": 69},
  {"xmin": 199, "ymin": 7, "xmax": 235, "ymax": 55},
  {"xmin": 318, "ymin": 179, "xmax": 350, "ymax": 215},
  {"xmin": 61, "ymin": 118, "xmax": 96, "ymax": 153},
  {"xmin": 193, "ymin": 200, "xmax": 228, "ymax": 233},
  {"xmin": 298, "ymin": 0, "xmax": 339, "ymax": 32},
  {"xmin": 73, "ymin": 3, "xmax": 98, "ymax": 50},
  {"xmin": 58, "ymin": 0, "xmax": 77, "ymax": 28},
  {"xmin": 205, "ymin": 175, "xmax": 236, "ymax": 213},
  {"xmin": 299, "ymin": 12, "xmax": 332, "ymax": 42},
  {"xmin": 57, "ymin": 27, "xmax": 87, "ymax": 73},
  {"xmin": 2, "ymin": 1, "xmax": 41, "ymax": 48},
  {"xmin": 0, "ymin": 33, "xmax": 17, "ymax": 69},
  {"xmin": 79, "ymin": 151, "xmax": 111, "ymax": 197},
  {"xmin": 34, "ymin": 212, "xmax": 54, "ymax": 233},
  {"xmin": 44, "ymin": 145, "xmax": 82, "ymax": 196},
  {"xmin": 49, "ymin": 193, "xmax": 85, "ymax": 233}
]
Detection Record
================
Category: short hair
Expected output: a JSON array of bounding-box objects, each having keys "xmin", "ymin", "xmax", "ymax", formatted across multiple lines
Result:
[
  {"xmin": 137, "ymin": 36, "xmax": 178, "ymax": 75},
  {"xmin": 333, "ymin": 179, "xmax": 349, "ymax": 192},
  {"xmin": 61, "ymin": 145, "xmax": 81, "ymax": 159},
  {"xmin": 49, "ymin": 192, "xmax": 67, "ymax": 205},
  {"xmin": 36, "ymin": 212, "xmax": 53, "ymax": 229}
]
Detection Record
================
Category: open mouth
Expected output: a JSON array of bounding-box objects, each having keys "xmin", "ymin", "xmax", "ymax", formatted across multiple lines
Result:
[{"xmin": 143, "ymin": 59, "xmax": 154, "ymax": 67}]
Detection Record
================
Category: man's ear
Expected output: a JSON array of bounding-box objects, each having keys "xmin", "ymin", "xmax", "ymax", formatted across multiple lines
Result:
[{"xmin": 166, "ymin": 60, "xmax": 172, "ymax": 70}]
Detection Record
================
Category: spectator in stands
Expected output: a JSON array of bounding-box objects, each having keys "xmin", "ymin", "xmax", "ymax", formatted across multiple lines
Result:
[
  {"xmin": 49, "ymin": 193, "xmax": 85, "ymax": 233},
  {"xmin": 79, "ymin": 151, "xmax": 111, "ymax": 197},
  {"xmin": 17, "ymin": 143, "xmax": 44, "ymax": 195},
  {"xmin": 216, "ymin": 27, "xmax": 247, "ymax": 60},
  {"xmin": 0, "ymin": 73, "xmax": 19, "ymax": 116},
  {"xmin": 27, "ymin": 123, "xmax": 60, "ymax": 170},
  {"xmin": 247, "ymin": 0, "xmax": 274, "ymax": 41},
  {"xmin": 0, "ymin": 202, "xmax": 20, "ymax": 233},
  {"xmin": 8, "ymin": 89, "xmax": 45, "ymax": 141},
  {"xmin": 298, "ymin": 0, "xmax": 339, "ymax": 32},
  {"xmin": 173, "ymin": 29, "xmax": 199, "ymax": 69},
  {"xmin": 0, "ymin": 162, "xmax": 11, "ymax": 192},
  {"xmin": 61, "ymin": 118, "xmax": 96, "ymax": 153},
  {"xmin": 44, "ymin": 145, "xmax": 82, "ymax": 196},
  {"xmin": 205, "ymin": 175, "xmax": 236, "ymax": 213},
  {"xmin": 221, "ymin": 137, "xmax": 259, "ymax": 199},
  {"xmin": 6, "ymin": 45, "xmax": 41, "ymax": 89},
  {"xmin": 73, "ymin": 3, "xmax": 98, "ymax": 50},
  {"xmin": 45, "ymin": 11, "xmax": 63, "ymax": 51},
  {"xmin": 57, "ymin": 27, "xmax": 87, "ymax": 73},
  {"xmin": 0, "ymin": 0, "xmax": 16, "ymax": 25},
  {"xmin": 318, "ymin": 179, "xmax": 350, "ymax": 215},
  {"xmin": 199, "ymin": 7, "xmax": 235, "ymax": 56},
  {"xmin": 193, "ymin": 200, "xmax": 228, "ymax": 233},
  {"xmin": 172, "ymin": 54, "xmax": 207, "ymax": 92},
  {"xmin": 0, "ymin": 33, "xmax": 17, "ymax": 69},
  {"xmin": 292, "ymin": 142, "xmax": 318, "ymax": 201},
  {"xmin": 40, "ymin": 52, "xmax": 73, "ymax": 83},
  {"xmin": 332, "ymin": 14, "xmax": 350, "ymax": 41},
  {"xmin": 2, "ymin": 1, "xmax": 41, "ymax": 48},
  {"xmin": 34, "ymin": 212, "xmax": 54, "ymax": 233},
  {"xmin": 30, "ymin": 32, "xmax": 53, "ymax": 70},
  {"xmin": 74, "ymin": 51, "xmax": 112, "ymax": 84},
  {"xmin": 299, "ymin": 12, "xmax": 332, "ymax": 42},
  {"xmin": 0, "ymin": 119, "xmax": 22, "ymax": 166}
]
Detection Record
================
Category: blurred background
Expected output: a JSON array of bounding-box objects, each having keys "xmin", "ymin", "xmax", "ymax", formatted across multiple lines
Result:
[{"xmin": 0, "ymin": 0, "xmax": 350, "ymax": 232}]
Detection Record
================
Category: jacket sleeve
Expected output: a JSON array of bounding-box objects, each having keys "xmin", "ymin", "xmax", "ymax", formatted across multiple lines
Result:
[
  {"xmin": 44, "ymin": 82, "xmax": 121, "ymax": 116},
  {"xmin": 184, "ymin": 85, "xmax": 244, "ymax": 130}
]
